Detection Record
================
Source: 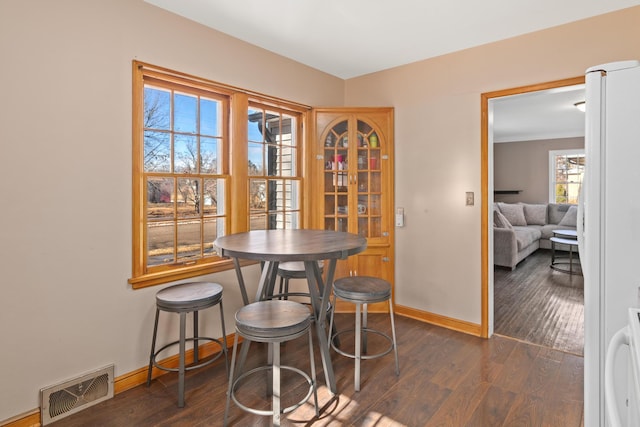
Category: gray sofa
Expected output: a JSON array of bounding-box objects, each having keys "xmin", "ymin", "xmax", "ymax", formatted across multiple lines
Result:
[{"xmin": 494, "ymin": 202, "xmax": 577, "ymax": 270}]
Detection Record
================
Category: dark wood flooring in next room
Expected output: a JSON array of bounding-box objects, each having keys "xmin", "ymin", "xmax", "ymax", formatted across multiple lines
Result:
[
  {"xmin": 494, "ymin": 249, "xmax": 584, "ymax": 356},
  {"xmin": 51, "ymin": 313, "xmax": 584, "ymax": 426}
]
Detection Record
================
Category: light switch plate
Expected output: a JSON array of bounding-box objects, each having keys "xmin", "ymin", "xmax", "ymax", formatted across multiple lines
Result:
[
  {"xmin": 395, "ymin": 207, "xmax": 404, "ymax": 227},
  {"xmin": 466, "ymin": 192, "xmax": 474, "ymax": 206}
]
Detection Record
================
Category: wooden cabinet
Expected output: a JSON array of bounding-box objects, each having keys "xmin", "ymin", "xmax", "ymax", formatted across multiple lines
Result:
[{"xmin": 310, "ymin": 108, "xmax": 394, "ymax": 308}]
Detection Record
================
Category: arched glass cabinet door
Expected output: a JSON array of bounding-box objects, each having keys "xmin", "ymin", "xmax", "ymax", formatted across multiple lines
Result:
[
  {"xmin": 321, "ymin": 117, "xmax": 384, "ymax": 240},
  {"xmin": 355, "ymin": 119, "xmax": 383, "ymax": 239},
  {"xmin": 322, "ymin": 119, "xmax": 349, "ymax": 232}
]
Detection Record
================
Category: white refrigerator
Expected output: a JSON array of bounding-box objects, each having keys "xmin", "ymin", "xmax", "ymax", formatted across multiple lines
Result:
[{"xmin": 583, "ymin": 60, "xmax": 640, "ymax": 426}]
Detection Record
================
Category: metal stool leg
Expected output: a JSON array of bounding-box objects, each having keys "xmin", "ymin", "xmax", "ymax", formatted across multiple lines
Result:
[
  {"xmin": 308, "ymin": 327, "xmax": 319, "ymax": 416},
  {"xmin": 193, "ymin": 310, "xmax": 199, "ymax": 363},
  {"xmin": 267, "ymin": 342, "xmax": 273, "ymax": 397},
  {"xmin": 362, "ymin": 303, "xmax": 368, "ymax": 354},
  {"xmin": 224, "ymin": 333, "xmax": 240, "ymax": 427},
  {"xmin": 283, "ymin": 278, "xmax": 290, "ymax": 300},
  {"xmin": 146, "ymin": 308, "xmax": 160, "ymax": 386},
  {"xmin": 569, "ymin": 245, "xmax": 574, "ymax": 274},
  {"xmin": 355, "ymin": 302, "xmax": 362, "ymax": 392},
  {"xmin": 178, "ymin": 312, "xmax": 186, "ymax": 407},
  {"xmin": 389, "ymin": 300, "xmax": 400, "ymax": 376},
  {"xmin": 235, "ymin": 338, "xmax": 252, "ymax": 381},
  {"xmin": 272, "ymin": 341, "xmax": 281, "ymax": 426},
  {"xmin": 219, "ymin": 300, "xmax": 229, "ymax": 374},
  {"xmin": 328, "ymin": 293, "xmax": 337, "ymax": 343}
]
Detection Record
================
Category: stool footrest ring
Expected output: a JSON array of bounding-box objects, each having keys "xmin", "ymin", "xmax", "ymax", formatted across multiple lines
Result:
[
  {"xmin": 331, "ymin": 328, "xmax": 394, "ymax": 360},
  {"xmin": 230, "ymin": 365, "xmax": 315, "ymax": 417},
  {"xmin": 152, "ymin": 337, "xmax": 226, "ymax": 373}
]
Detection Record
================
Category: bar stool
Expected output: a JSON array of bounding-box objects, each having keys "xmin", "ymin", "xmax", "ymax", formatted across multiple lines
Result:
[
  {"xmin": 274, "ymin": 260, "xmax": 336, "ymax": 342},
  {"xmin": 275, "ymin": 261, "xmax": 324, "ymax": 301},
  {"xmin": 146, "ymin": 281, "xmax": 228, "ymax": 408},
  {"xmin": 224, "ymin": 300, "xmax": 319, "ymax": 426},
  {"xmin": 328, "ymin": 276, "xmax": 399, "ymax": 391}
]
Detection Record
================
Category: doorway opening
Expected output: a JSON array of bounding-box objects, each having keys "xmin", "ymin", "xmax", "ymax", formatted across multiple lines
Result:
[{"xmin": 481, "ymin": 76, "xmax": 586, "ymax": 354}]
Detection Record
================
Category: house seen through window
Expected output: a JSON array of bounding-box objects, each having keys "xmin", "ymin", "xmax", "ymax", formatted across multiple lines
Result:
[
  {"xmin": 247, "ymin": 105, "xmax": 301, "ymax": 231},
  {"xmin": 549, "ymin": 149, "xmax": 585, "ymax": 204}
]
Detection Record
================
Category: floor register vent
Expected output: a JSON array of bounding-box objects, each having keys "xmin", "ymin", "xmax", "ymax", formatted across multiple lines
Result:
[{"xmin": 40, "ymin": 364, "xmax": 114, "ymax": 425}]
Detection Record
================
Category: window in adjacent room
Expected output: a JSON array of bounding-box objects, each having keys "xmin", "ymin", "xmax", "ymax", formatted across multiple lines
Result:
[{"xmin": 549, "ymin": 149, "xmax": 585, "ymax": 204}]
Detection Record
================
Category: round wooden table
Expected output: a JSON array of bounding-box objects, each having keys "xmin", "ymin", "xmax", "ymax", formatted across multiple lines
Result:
[{"xmin": 214, "ymin": 229, "xmax": 367, "ymax": 395}]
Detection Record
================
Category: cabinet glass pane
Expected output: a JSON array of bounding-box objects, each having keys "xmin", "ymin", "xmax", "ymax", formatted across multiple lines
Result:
[{"xmin": 323, "ymin": 120, "xmax": 349, "ymax": 232}]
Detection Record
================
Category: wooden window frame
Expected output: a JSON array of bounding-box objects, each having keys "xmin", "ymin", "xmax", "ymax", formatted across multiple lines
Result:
[
  {"xmin": 129, "ymin": 61, "xmax": 309, "ymax": 289},
  {"xmin": 548, "ymin": 148, "xmax": 585, "ymax": 204},
  {"xmin": 247, "ymin": 102, "xmax": 303, "ymax": 231}
]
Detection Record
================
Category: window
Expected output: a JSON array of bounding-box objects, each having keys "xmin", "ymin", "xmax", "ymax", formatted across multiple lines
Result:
[
  {"xmin": 247, "ymin": 105, "xmax": 301, "ymax": 230},
  {"xmin": 130, "ymin": 62, "xmax": 307, "ymax": 288},
  {"xmin": 549, "ymin": 149, "xmax": 585, "ymax": 204}
]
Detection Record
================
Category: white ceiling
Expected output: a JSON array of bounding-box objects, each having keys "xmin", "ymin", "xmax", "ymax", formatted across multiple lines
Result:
[
  {"xmin": 492, "ymin": 84, "xmax": 586, "ymax": 143},
  {"xmin": 144, "ymin": 0, "xmax": 637, "ymax": 142},
  {"xmin": 145, "ymin": 0, "xmax": 640, "ymax": 79}
]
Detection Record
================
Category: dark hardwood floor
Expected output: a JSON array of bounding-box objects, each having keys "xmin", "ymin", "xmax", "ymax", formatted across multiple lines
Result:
[
  {"xmin": 494, "ymin": 249, "xmax": 584, "ymax": 356},
  {"xmin": 51, "ymin": 313, "xmax": 584, "ymax": 426}
]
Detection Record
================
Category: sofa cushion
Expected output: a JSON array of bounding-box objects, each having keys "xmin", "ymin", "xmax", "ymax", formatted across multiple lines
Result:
[
  {"xmin": 539, "ymin": 224, "xmax": 577, "ymax": 241},
  {"xmin": 494, "ymin": 209, "xmax": 513, "ymax": 229},
  {"xmin": 513, "ymin": 226, "xmax": 542, "ymax": 251},
  {"xmin": 558, "ymin": 205, "xmax": 578, "ymax": 227},
  {"xmin": 497, "ymin": 203, "xmax": 527, "ymax": 226},
  {"xmin": 540, "ymin": 224, "xmax": 559, "ymax": 240},
  {"xmin": 548, "ymin": 203, "xmax": 573, "ymax": 224},
  {"xmin": 521, "ymin": 203, "xmax": 547, "ymax": 225}
]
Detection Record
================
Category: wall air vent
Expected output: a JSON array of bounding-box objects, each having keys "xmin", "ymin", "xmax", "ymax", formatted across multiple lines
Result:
[{"xmin": 40, "ymin": 364, "xmax": 114, "ymax": 425}]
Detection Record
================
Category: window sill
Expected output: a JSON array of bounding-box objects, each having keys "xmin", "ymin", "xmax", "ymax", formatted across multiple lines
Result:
[{"xmin": 128, "ymin": 258, "xmax": 256, "ymax": 289}]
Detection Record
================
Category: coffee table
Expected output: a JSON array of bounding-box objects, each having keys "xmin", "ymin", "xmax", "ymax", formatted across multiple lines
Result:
[
  {"xmin": 550, "ymin": 232, "xmax": 581, "ymax": 275},
  {"xmin": 553, "ymin": 229, "xmax": 578, "ymax": 239}
]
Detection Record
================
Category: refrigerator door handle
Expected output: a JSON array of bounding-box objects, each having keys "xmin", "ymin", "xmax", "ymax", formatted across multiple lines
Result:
[{"xmin": 606, "ymin": 326, "xmax": 630, "ymax": 427}]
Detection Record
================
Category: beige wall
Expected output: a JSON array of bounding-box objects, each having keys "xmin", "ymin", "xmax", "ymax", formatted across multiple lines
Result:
[
  {"xmin": 494, "ymin": 137, "xmax": 585, "ymax": 204},
  {"xmin": 344, "ymin": 6, "xmax": 640, "ymax": 323},
  {"xmin": 0, "ymin": 0, "xmax": 344, "ymax": 420},
  {"xmin": 3, "ymin": 0, "xmax": 640, "ymax": 421}
]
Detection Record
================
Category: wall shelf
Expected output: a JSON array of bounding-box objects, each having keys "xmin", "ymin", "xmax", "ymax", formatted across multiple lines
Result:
[{"xmin": 494, "ymin": 190, "xmax": 522, "ymax": 195}]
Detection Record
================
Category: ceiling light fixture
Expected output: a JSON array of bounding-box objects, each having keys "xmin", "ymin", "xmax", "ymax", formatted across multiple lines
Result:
[{"xmin": 574, "ymin": 101, "xmax": 586, "ymax": 112}]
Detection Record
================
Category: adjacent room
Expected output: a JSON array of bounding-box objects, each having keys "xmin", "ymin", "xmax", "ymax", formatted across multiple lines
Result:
[
  {"xmin": 491, "ymin": 85, "xmax": 586, "ymax": 356},
  {"xmin": 3, "ymin": 1, "xmax": 640, "ymax": 426}
]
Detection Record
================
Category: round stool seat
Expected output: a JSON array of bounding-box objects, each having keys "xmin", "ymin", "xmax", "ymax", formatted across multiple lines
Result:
[
  {"xmin": 277, "ymin": 261, "xmax": 324, "ymax": 278},
  {"xmin": 236, "ymin": 300, "xmax": 312, "ymax": 340},
  {"xmin": 156, "ymin": 282, "xmax": 223, "ymax": 312},
  {"xmin": 333, "ymin": 276, "xmax": 391, "ymax": 303}
]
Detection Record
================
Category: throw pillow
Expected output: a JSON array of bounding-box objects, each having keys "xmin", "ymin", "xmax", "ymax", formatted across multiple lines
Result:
[
  {"xmin": 494, "ymin": 209, "xmax": 513, "ymax": 229},
  {"xmin": 497, "ymin": 203, "xmax": 527, "ymax": 226},
  {"xmin": 521, "ymin": 203, "xmax": 547, "ymax": 225},
  {"xmin": 558, "ymin": 205, "xmax": 578, "ymax": 227},
  {"xmin": 548, "ymin": 204, "xmax": 571, "ymax": 224}
]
